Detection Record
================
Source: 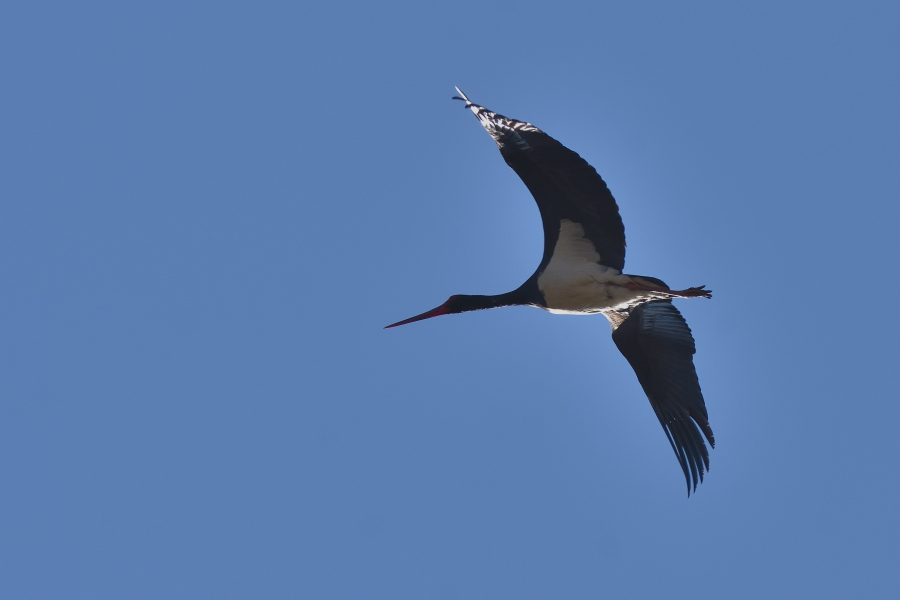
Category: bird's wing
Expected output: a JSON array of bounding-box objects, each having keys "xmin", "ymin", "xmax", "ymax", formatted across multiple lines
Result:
[
  {"xmin": 609, "ymin": 300, "xmax": 715, "ymax": 495},
  {"xmin": 454, "ymin": 88, "xmax": 626, "ymax": 272}
]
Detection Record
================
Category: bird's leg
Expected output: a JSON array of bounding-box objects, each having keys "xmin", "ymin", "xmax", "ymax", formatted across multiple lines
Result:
[
  {"xmin": 670, "ymin": 285, "xmax": 712, "ymax": 299},
  {"xmin": 621, "ymin": 281, "xmax": 712, "ymax": 299}
]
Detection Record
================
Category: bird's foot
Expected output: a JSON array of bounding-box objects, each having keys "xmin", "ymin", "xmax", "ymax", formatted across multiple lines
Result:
[{"xmin": 672, "ymin": 285, "xmax": 712, "ymax": 299}]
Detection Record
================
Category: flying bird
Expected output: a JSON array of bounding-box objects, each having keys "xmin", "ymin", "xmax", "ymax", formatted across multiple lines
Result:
[{"xmin": 387, "ymin": 88, "xmax": 715, "ymax": 495}]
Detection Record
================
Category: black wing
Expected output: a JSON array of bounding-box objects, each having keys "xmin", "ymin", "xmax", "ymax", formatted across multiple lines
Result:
[
  {"xmin": 610, "ymin": 300, "xmax": 715, "ymax": 495},
  {"xmin": 454, "ymin": 88, "xmax": 626, "ymax": 272}
]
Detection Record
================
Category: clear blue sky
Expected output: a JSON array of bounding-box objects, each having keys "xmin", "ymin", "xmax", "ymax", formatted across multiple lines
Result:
[{"xmin": 2, "ymin": 1, "xmax": 899, "ymax": 598}]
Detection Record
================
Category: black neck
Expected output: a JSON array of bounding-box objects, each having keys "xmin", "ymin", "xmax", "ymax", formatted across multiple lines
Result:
[
  {"xmin": 446, "ymin": 285, "xmax": 540, "ymax": 315},
  {"xmin": 385, "ymin": 282, "xmax": 543, "ymax": 329}
]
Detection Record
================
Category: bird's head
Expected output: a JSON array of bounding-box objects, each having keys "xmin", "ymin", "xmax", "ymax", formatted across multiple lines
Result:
[
  {"xmin": 385, "ymin": 289, "xmax": 530, "ymax": 329},
  {"xmin": 384, "ymin": 295, "xmax": 466, "ymax": 329}
]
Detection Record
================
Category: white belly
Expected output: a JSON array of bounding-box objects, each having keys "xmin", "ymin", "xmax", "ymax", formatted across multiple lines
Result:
[
  {"xmin": 536, "ymin": 219, "xmax": 647, "ymax": 314},
  {"xmin": 538, "ymin": 263, "xmax": 647, "ymax": 314}
]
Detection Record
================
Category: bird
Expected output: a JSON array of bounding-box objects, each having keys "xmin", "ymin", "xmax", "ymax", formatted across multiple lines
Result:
[{"xmin": 386, "ymin": 88, "xmax": 715, "ymax": 495}]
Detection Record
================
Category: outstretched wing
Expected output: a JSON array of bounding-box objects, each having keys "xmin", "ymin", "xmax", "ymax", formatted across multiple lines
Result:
[
  {"xmin": 610, "ymin": 300, "xmax": 715, "ymax": 495},
  {"xmin": 454, "ymin": 88, "xmax": 626, "ymax": 272}
]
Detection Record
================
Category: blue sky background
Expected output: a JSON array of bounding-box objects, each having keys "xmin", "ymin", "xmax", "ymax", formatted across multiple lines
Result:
[{"xmin": 2, "ymin": 1, "xmax": 899, "ymax": 598}]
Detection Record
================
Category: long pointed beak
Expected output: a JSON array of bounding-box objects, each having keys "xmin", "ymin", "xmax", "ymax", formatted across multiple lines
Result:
[{"xmin": 384, "ymin": 303, "xmax": 451, "ymax": 329}]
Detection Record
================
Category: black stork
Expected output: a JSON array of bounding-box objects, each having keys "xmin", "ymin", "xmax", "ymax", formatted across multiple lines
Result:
[{"xmin": 387, "ymin": 88, "xmax": 715, "ymax": 495}]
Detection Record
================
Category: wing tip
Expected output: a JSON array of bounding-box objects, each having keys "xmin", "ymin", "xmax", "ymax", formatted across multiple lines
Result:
[
  {"xmin": 684, "ymin": 437, "xmax": 711, "ymax": 497},
  {"xmin": 451, "ymin": 87, "xmax": 486, "ymax": 120}
]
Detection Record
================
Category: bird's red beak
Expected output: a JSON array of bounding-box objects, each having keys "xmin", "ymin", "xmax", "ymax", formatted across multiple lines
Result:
[{"xmin": 384, "ymin": 302, "xmax": 451, "ymax": 328}]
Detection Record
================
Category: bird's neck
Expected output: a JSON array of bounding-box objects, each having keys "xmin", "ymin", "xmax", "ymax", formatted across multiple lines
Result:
[
  {"xmin": 385, "ymin": 285, "xmax": 541, "ymax": 329},
  {"xmin": 448, "ymin": 287, "xmax": 537, "ymax": 314}
]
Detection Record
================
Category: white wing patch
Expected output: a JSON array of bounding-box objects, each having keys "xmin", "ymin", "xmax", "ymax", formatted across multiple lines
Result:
[
  {"xmin": 549, "ymin": 219, "xmax": 602, "ymax": 264},
  {"xmin": 537, "ymin": 220, "xmax": 640, "ymax": 314}
]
